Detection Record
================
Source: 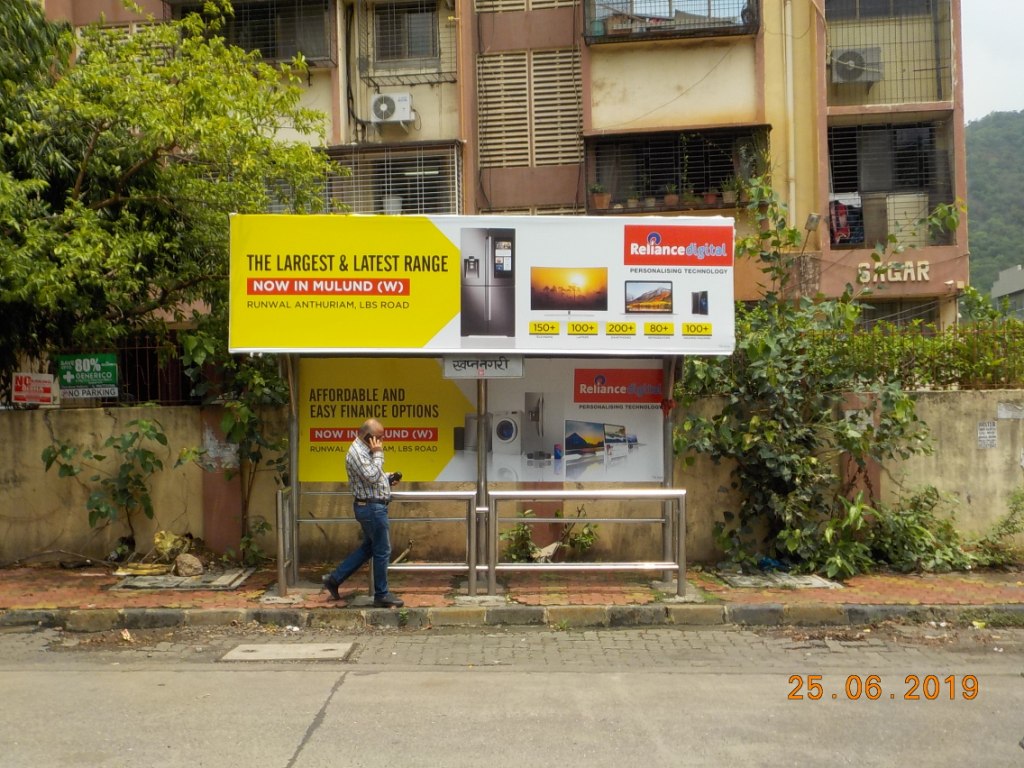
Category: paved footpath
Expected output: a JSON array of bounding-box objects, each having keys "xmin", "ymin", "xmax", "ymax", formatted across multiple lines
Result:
[
  {"xmin": 2, "ymin": 564, "xmax": 1023, "ymax": 631},
  {"xmin": 20, "ymin": 620, "xmax": 1023, "ymax": 668}
]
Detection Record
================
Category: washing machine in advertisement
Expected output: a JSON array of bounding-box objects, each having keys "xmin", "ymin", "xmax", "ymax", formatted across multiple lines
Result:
[{"xmin": 491, "ymin": 411, "xmax": 523, "ymax": 454}]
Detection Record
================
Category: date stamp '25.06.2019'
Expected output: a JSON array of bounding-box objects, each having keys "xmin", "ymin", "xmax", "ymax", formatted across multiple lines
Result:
[{"xmin": 788, "ymin": 674, "xmax": 978, "ymax": 701}]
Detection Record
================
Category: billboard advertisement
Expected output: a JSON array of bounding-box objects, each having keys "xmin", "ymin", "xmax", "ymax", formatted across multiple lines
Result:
[
  {"xmin": 299, "ymin": 358, "xmax": 665, "ymax": 483},
  {"xmin": 230, "ymin": 214, "xmax": 734, "ymax": 356}
]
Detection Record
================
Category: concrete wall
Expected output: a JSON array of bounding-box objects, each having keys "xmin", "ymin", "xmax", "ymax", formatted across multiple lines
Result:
[
  {"xmin": 2, "ymin": 390, "xmax": 1022, "ymax": 565},
  {"xmin": 0, "ymin": 407, "xmax": 205, "ymax": 563},
  {"xmin": 886, "ymin": 391, "xmax": 1024, "ymax": 537}
]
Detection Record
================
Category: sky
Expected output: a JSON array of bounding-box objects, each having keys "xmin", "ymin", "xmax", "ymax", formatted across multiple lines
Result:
[{"xmin": 961, "ymin": 1, "xmax": 1024, "ymax": 122}]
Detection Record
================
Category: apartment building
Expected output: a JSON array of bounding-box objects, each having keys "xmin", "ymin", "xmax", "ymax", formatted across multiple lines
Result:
[{"xmin": 44, "ymin": 0, "xmax": 968, "ymax": 326}]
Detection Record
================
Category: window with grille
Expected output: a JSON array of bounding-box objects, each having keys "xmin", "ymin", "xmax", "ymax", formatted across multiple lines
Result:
[
  {"xmin": 359, "ymin": 0, "xmax": 454, "ymax": 86},
  {"xmin": 474, "ymin": 0, "xmax": 576, "ymax": 11},
  {"xmin": 477, "ymin": 49, "xmax": 582, "ymax": 169},
  {"xmin": 174, "ymin": 1, "xmax": 332, "ymax": 64},
  {"xmin": 326, "ymin": 143, "xmax": 461, "ymax": 214},
  {"xmin": 858, "ymin": 299, "xmax": 938, "ymax": 328},
  {"xmin": 825, "ymin": 0, "xmax": 934, "ymax": 19},
  {"xmin": 827, "ymin": 120, "xmax": 954, "ymax": 248},
  {"xmin": 586, "ymin": 127, "xmax": 768, "ymax": 208},
  {"xmin": 825, "ymin": 0, "xmax": 951, "ymax": 106},
  {"xmin": 375, "ymin": 2, "xmax": 439, "ymax": 63},
  {"xmin": 585, "ymin": 0, "xmax": 758, "ymax": 44}
]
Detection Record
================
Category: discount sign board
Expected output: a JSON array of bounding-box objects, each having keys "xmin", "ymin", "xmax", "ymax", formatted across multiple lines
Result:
[{"xmin": 57, "ymin": 354, "xmax": 118, "ymax": 399}]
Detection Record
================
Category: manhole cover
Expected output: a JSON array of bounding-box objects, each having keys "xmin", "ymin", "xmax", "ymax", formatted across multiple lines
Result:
[{"xmin": 221, "ymin": 643, "xmax": 354, "ymax": 662}]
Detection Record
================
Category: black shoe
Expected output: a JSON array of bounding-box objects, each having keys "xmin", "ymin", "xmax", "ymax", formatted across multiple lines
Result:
[
  {"xmin": 321, "ymin": 574, "xmax": 341, "ymax": 601},
  {"xmin": 373, "ymin": 592, "xmax": 404, "ymax": 608}
]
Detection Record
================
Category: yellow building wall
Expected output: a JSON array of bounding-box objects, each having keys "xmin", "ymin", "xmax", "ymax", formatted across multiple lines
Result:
[{"xmin": 589, "ymin": 43, "xmax": 759, "ymax": 131}]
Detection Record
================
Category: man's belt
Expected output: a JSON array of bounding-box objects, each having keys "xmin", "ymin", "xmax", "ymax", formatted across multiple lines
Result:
[{"xmin": 355, "ymin": 498, "xmax": 390, "ymax": 505}]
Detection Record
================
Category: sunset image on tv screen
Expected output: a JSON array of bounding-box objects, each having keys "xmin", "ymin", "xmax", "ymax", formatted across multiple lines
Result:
[{"xmin": 530, "ymin": 267, "xmax": 608, "ymax": 311}]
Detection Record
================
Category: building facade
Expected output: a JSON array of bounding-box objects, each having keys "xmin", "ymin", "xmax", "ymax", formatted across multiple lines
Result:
[
  {"xmin": 991, "ymin": 265, "xmax": 1024, "ymax": 319},
  {"xmin": 44, "ymin": 0, "xmax": 968, "ymax": 325}
]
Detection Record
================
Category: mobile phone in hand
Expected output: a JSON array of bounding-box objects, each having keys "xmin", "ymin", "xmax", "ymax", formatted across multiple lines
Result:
[{"xmin": 387, "ymin": 472, "xmax": 402, "ymax": 485}]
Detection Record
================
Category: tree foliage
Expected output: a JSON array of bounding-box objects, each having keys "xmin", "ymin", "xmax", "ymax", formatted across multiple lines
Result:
[
  {"xmin": 0, "ymin": 0, "xmax": 336, "ymax": 397},
  {"xmin": 673, "ymin": 176, "xmax": 956, "ymax": 578}
]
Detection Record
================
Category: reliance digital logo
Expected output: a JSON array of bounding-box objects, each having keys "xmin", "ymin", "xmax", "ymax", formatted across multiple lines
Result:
[
  {"xmin": 574, "ymin": 369, "xmax": 663, "ymax": 404},
  {"xmin": 623, "ymin": 224, "xmax": 733, "ymax": 267}
]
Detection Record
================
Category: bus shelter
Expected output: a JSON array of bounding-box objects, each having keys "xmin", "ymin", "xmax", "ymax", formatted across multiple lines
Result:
[{"xmin": 229, "ymin": 214, "xmax": 735, "ymax": 597}]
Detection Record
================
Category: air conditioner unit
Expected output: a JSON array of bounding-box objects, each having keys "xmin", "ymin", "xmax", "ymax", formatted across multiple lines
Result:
[
  {"xmin": 370, "ymin": 92, "xmax": 413, "ymax": 124},
  {"xmin": 831, "ymin": 47, "xmax": 883, "ymax": 84}
]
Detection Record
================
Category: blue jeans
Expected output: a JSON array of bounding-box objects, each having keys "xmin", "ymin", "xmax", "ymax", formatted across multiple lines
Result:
[{"xmin": 328, "ymin": 502, "xmax": 392, "ymax": 598}]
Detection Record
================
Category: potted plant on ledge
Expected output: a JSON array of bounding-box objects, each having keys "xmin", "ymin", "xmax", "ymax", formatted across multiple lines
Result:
[
  {"xmin": 662, "ymin": 183, "xmax": 679, "ymax": 208},
  {"xmin": 721, "ymin": 177, "xmax": 739, "ymax": 205},
  {"xmin": 589, "ymin": 182, "xmax": 611, "ymax": 210}
]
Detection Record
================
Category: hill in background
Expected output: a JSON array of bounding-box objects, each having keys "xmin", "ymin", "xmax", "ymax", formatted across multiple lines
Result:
[{"xmin": 966, "ymin": 110, "xmax": 1024, "ymax": 294}]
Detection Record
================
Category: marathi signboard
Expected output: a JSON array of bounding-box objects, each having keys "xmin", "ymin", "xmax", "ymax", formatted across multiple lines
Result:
[
  {"xmin": 57, "ymin": 354, "xmax": 118, "ymax": 399},
  {"xmin": 443, "ymin": 355, "xmax": 524, "ymax": 379},
  {"xmin": 229, "ymin": 214, "xmax": 735, "ymax": 356},
  {"xmin": 12, "ymin": 372, "xmax": 57, "ymax": 405}
]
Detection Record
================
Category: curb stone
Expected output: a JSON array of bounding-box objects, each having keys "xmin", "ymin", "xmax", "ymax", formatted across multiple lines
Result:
[
  {"xmin": 122, "ymin": 608, "xmax": 185, "ymax": 630},
  {"xmin": 0, "ymin": 609, "xmax": 69, "ymax": 629},
  {"xmin": 253, "ymin": 608, "xmax": 307, "ymax": 628},
  {"xmin": 427, "ymin": 607, "xmax": 486, "ymax": 626},
  {"xmin": 782, "ymin": 604, "xmax": 848, "ymax": 626},
  {"xmin": 486, "ymin": 606, "xmax": 546, "ymax": 626},
  {"xmin": 546, "ymin": 606, "xmax": 609, "ymax": 628},
  {"xmin": 308, "ymin": 610, "xmax": 367, "ymax": 630},
  {"xmin": 608, "ymin": 605, "xmax": 668, "ymax": 626},
  {"xmin": 724, "ymin": 604, "xmax": 784, "ymax": 626},
  {"xmin": 3, "ymin": 602, "xmax": 1024, "ymax": 633},
  {"xmin": 184, "ymin": 608, "xmax": 251, "ymax": 627},
  {"xmin": 64, "ymin": 609, "xmax": 121, "ymax": 633},
  {"xmin": 668, "ymin": 604, "xmax": 725, "ymax": 625}
]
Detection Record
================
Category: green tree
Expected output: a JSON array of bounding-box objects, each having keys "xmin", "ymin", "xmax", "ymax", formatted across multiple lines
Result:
[
  {"xmin": 0, "ymin": 0, "xmax": 336, "ymax": 398},
  {"xmin": 674, "ymin": 178, "xmax": 956, "ymax": 577}
]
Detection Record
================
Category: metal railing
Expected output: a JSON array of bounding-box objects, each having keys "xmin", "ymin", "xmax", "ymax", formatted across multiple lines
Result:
[
  {"xmin": 281, "ymin": 490, "xmax": 480, "ymax": 596},
  {"xmin": 277, "ymin": 487, "xmax": 687, "ymax": 598},
  {"xmin": 486, "ymin": 489, "xmax": 688, "ymax": 597}
]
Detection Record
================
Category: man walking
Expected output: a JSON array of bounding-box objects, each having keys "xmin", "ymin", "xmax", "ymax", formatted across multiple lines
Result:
[{"xmin": 322, "ymin": 418, "xmax": 404, "ymax": 608}]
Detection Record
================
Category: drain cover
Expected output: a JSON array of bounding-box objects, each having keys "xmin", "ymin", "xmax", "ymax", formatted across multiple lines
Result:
[
  {"xmin": 221, "ymin": 643, "xmax": 354, "ymax": 661},
  {"xmin": 718, "ymin": 572, "xmax": 842, "ymax": 589}
]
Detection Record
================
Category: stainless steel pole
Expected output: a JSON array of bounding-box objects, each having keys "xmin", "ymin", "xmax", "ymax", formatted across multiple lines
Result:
[
  {"xmin": 662, "ymin": 356, "xmax": 677, "ymax": 582},
  {"xmin": 677, "ymin": 492, "xmax": 687, "ymax": 597},
  {"xmin": 488, "ymin": 498, "xmax": 498, "ymax": 595},
  {"xmin": 476, "ymin": 379, "xmax": 488, "ymax": 574},
  {"xmin": 467, "ymin": 500, "xmax": 477, "ymax": 595}
]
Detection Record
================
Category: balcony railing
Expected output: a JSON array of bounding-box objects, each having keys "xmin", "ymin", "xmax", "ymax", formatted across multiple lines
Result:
[
  {"xmin": 586, "ymin": 126, "xmax": 768, "ymax": 213},
  {"xmin": 585, "ymin": 0, "xmax": 757, "ymax": 44}
]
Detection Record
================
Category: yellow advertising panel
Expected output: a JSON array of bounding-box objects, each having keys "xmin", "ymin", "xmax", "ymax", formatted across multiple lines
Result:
[
  {"xmin": 300, "ymin": 357, "xmax": 474, "ymax": 482},
  {"xmin": 230, "ymin": 215, "xmax": 459, "ymax": 352},
  {"xmin": 299, "ymin": 357, "xmax": 665, "ymax": 483}
]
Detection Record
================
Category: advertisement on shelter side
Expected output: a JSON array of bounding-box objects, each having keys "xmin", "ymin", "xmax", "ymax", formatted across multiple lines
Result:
[{"xmin": 299, "ymin": 358, "xmax": 665, "ymax": 483}]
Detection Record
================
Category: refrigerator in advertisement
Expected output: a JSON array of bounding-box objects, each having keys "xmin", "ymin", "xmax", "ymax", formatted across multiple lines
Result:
[{"xmin": 460, "ymin": 228, "xmax": 515, "ymax": 337}]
